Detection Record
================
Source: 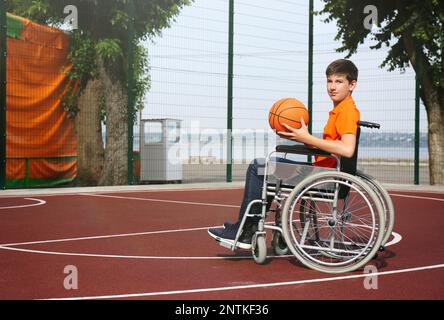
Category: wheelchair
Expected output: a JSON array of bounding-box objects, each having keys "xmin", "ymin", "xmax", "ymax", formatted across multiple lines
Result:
[{"xmin": 219, "ymin": 121, "xmax": 395, "ymax": 274}]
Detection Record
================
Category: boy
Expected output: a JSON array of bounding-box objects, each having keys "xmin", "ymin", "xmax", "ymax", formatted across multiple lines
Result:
[{"xmin": 208, "ymin": 59, "xmax": 361, "ymax": 249}]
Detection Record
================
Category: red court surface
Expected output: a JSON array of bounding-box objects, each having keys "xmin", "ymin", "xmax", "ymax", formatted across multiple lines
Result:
[{"xmin": 0, "ymin": 187, "xmax": 443, "ymax": 300}]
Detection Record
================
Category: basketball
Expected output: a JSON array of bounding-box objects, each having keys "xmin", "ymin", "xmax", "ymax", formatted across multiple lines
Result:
[{"xmin": 268, "ymin": 98, "xmax": 309, "ymax": 134}]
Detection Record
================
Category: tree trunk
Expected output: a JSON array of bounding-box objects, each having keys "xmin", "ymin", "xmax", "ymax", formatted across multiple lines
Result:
[
  {"xmin": 419, "ymin": 80, "xmax": 444, "ymax": 186},
  {"xmin": 97, "ymin": 61, "xmax": 128, "ymax": 186},
  {"xmin": 426, "ymin": 97, "xmax": 444, "ymax": 185},
  {"xmin": 401, "ymin": 32, "xmax": 444, "ymax": 185},
  {"xmin": 74, "ymin": 79, "xmax": 104, "ymax": 186}
]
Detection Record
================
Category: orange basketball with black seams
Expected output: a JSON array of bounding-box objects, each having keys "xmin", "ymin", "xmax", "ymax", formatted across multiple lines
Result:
[{"xmin": 269, "ymin": 98, "xmax": 309, "ymax": 134}]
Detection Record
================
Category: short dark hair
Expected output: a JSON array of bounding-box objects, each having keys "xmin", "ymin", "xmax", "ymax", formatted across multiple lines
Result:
[{"xmin": 326, "ymin": 59, "xmax": 358, "ymax": 82}]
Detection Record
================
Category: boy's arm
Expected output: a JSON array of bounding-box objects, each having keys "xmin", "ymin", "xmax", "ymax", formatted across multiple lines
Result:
[{"xmin": 279, "ymin": 119, "xmax": 356, "ymax": 158}]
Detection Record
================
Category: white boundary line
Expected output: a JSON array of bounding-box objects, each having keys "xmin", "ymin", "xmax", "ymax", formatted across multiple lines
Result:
[
  {"xmin": 389, "ymin": 193, "xmax": 444, "ymax": 202},
  {"xmin": 1, "ymin": 189, "xmax": 440, "ymax": 299},
  {"xmin": 2, "ymin": 191, "xmax": 437, "ymax": 300},
  {"xmin": 0, "ymin": 245, "xmax": 255, "ymax": 260},
  {"xmin": 0, "ymin": 198, "xmax": 46, "ymax": 210},
  {"xmin": 0, "ymin": 190, "xmax": 442, "ymax": 210},
  {"xmin": 0, "ymin": 184, "xmax": 246, "ymax": 198},
  {"xmin": 83, "ymin": 192, "xmax": 444, "ymax": 204},
  {"xmin": 384, "ymin": 231, "xmax": 402, "ymax": 247},
  {"xmin": 43, "ymin": 263, "xmax": 444, "ymax": 300},
  {"xmin": 79, "ymin": 193, "xmax": 240, "ymax": 208},
  {"xmin": 0, "ymin": 226, "xmax": 213, "ymax": 247},
  {"xmin": 79, "ymin": 192, "xmax": 444, "ymax": 207},
  {"xmin": 0, "ymin": 186, "xmax": 442, "ymax": 199},
  {"xmin": 0, "ymin": 223, "xmax": 403, "ymax": 260}
]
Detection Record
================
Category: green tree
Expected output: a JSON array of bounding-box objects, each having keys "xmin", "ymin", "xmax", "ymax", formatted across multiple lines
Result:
[
  {"xmin": 319, "ymin": 0, "xmax": 444, "ymax": 185},
  {"xmin": 6, "ymin": 0, "xmax": 191, "ymax": 185}
]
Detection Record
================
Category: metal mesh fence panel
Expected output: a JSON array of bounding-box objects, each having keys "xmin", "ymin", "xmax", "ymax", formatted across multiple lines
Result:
[{"xmin": 1, "ymin": 0, "xmax": 436, "ymax": 188}]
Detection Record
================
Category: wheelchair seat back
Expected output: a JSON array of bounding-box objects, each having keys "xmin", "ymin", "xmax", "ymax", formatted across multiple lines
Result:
[
  {"xmin": 340, "ymin": 126, "xmax": 361, "ymax": 176},
  {"xmin": 338, "ymin": 126, "xmax": 361, "ymax": 198}
]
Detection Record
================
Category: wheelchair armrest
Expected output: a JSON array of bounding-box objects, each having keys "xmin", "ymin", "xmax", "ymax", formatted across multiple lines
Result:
[
  {"xmin": 358, "ymin": 121, "xmax": 380, "ymax": 129},
  {"xmin": 275, "ymin": 144, "xmax": 331, "ymax": 157}
]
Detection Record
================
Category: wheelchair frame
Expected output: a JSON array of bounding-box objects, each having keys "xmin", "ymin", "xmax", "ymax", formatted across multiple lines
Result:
[{"xmin": 222, "ymin": 121, "xmax": 394, "ymax": 274}]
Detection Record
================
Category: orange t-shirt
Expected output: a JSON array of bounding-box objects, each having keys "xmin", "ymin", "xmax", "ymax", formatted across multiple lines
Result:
[{"xmin": 314, "ymin": 96, "xmax": 360, "ymax": 168}]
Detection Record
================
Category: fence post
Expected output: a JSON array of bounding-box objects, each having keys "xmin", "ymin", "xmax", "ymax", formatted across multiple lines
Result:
[
  {"xmin": 414, "ymin": 43, "xmax": 421, "ymax": 185},
  {"xmin": 0, "ymin": 0, "xmax": 7, "ymax": 190},
  {"xmin": 127, "ymin": 0, "xmax": 135, "ymax": 185},
  {"xmin": 226, "ymin": 0, "xmax": 234, "ymax": 182},
  {"xmin": 307, "ymin": 0, "xmax": 314, "ymax": 163}
]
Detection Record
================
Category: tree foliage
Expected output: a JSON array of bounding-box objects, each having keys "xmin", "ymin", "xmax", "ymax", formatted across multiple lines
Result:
[
  {"xmin": 7, "ymin": 0, "xmax": 192, "ymax": 113},
  {"xmin": 319, "ymin": 0, "xmax": 443, "ymax": 91},
  {"xmin": 320, "ymin": 0, "xmax": 444, "ymax": 185},
  {"xmin": 6, "ymin": 0, "xmax": 192, "ymax": 185}
]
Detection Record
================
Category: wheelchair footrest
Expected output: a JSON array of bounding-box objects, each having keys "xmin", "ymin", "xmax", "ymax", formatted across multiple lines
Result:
[
  {"xmin": 216, "ymin": 238, "xmax": 252, "ymax": 251},
  {"xmin": 218, "ymin": 240, "xmax": 235, "ymax": 250}
]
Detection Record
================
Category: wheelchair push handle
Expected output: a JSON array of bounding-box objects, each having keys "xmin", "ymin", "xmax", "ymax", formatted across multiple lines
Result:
[{"xmin": 358, "ymin": 121, "xmax": 380, "ymax": 129}]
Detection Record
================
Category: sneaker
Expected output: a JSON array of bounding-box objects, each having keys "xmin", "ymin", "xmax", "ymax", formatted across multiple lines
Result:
[
  {"xmin": 224, "ymin": 218, "xmax": 259, "ymax": 230},
  {"xmin": 223, "ymin": 221, "xmax": 237, "ymax": 229},
  {"xmin": 208, "ymin": 226, "xmax": 253, "ymax": 250}
]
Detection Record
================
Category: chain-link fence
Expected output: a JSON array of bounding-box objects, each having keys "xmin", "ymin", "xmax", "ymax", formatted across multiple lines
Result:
[
  {"xmin": 0, "ymin": 0, "xmax": 434, "ymax": 189},
  {"xmin": 312, "ymin": 31, "xmax": 429, "ymax": 185}
]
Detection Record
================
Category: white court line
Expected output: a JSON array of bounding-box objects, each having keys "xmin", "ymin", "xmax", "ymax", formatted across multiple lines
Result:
[
  {"xmin": 83, "ymin": 191, "xmax": 444, "ymax": 206},
  {"xmin": 0, "ymin": 223, "xmax": 403, "ymax": 260},
  {"xmin": 0, "ymin": 186, "xmax": 245, "ymax": 198},
  {"xmin": 43, "ymin": 263, "xmax": 444, "ymax": 300},
  {"xmin": 0, "ymin": 226, "xmax": 213, "ymax": 247},
  {"xmin": 0, "ymin": 245, "xmax": 254, "ymax": 260},
  {"xmin": 80, "ymin": 193, "xmax": 240, "ymax": 208},
  {"xmin": 384, "ymin": 231, "xmax": 402, "ymax": 247},
  {"xmin": 389, "ymin": 193, "xmax": 444, "ymax": 202},
  {"xmin": 0, "ymin": 198, "xmax": 46, "ymax": 210},
  {"xmin": 0, "ymin": 217, "xmax": 402, "ymax": 250},
  {"xmin": 0, "ymin": 186, "xmax": 437, "ymax": 300},
  {"xmin": 0, "ymin": 189, "xmax": 405, "ymax": 259}
]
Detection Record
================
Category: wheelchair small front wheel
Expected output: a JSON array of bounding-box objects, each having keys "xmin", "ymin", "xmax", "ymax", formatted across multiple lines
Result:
[
  {"xmin": 252, "ymin": 234, "xmax": 267, "ymax": 264},
  {"xmin": 272, "ymin": 230, "xmax": 289, "ymax": 256}
]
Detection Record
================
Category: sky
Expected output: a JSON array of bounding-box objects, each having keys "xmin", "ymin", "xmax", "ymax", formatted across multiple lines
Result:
[{"xmin": 141, "ymin": 0, "xmax": 427, "ymax": 136}]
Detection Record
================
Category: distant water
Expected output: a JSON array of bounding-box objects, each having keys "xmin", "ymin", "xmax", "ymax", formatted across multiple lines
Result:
[
  {"xmin": 356, "ymin": 146, "xmax": 428, "ymax": 160},
  {"xmin": 134, "ymin": 134, "xmax": 429, "ymax": 161},
  {"xmin": 228, "ymin": 146, "xmax": 429, "ymax": 161}
]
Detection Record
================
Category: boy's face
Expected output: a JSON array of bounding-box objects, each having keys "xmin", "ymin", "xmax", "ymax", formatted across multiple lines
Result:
[{"xmin": 327, "ymin": 74, "xmax": 357, "ymax": 105}]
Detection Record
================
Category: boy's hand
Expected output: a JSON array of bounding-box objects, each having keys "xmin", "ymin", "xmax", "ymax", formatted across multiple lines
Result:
[{"xmin": 278, "ymin": 117, "xmax": 310, "ymax": 143}]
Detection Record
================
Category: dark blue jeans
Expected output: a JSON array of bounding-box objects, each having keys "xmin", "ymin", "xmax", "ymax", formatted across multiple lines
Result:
[{"xmin": 236, "ymin": 157, "xmax": 297, "ymax": 224}]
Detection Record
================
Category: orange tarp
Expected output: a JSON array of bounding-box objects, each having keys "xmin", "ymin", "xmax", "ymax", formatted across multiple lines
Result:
[
  {"xmin": 29, "ymin": 159, "xmax": 77, "ymax": 179},
  {"xmin": 5, "ymin": 14, "xmax": 77, "ymax": 184}
]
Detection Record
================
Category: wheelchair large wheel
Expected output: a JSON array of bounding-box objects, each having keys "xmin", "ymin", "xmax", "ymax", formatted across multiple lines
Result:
[
  {"xmin": 356, "ymin": 171, "xmax": 395, "ymax": 247},
  {"xmin": 282, "ymin": 171, "xmax": 385, "ymax": 274}
]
